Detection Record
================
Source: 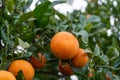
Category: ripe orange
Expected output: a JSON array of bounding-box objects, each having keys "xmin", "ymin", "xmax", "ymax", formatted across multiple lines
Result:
[
  {"xmin": 72, "ymin": 48, "xmax": 89, "ymax": 68},
  {"xmin": 50, "ymin": 31, "xmax": 79, "ymax": 60},
  {"xmin": 30, "ymin": 53, "xmax": 47, "ymax": 69},
  {"xmin": 58, "ymin": 60, "xmax": 74, "ymax": 76},
  {"xmin": 8, "ymin": 60, "xmax": 34, "ymax": 80},
  {"xmin": 0, "ymin": 70, "xmax": 16, "ymax": 80}
]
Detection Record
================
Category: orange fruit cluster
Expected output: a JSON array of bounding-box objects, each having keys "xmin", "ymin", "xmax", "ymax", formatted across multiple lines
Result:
[
  {"xmin": 50, "ymin": 31, "xmax": 89, "ymax": 76},
  {"xmin": 0, "ymin": 52, "xmax": 46, "ymax": 80}
]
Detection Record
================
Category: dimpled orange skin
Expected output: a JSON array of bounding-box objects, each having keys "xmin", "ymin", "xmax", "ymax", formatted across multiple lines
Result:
[
  {"xmin": 0, "ymin": 70, "xmax": 16, "ymax": 80},
  {"xmin": 50, "ymin": 32, "xmax": 79, "ymax": 60},
  {"xmin": 8, "ymin": 60, "xmax": 34, "ymax": 80},
  {"xmin": 72, "ymin": 48, "xmax": 89, "ymax": 68}
]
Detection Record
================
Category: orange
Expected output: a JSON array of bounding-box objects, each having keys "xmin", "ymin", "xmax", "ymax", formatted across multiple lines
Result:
[
  {"xmin": 0, "ymin": 70, "xmax": 16, "ymax": 80},
  {"xmin": 72, "ymin": 48, "xmax": 89, "ymax": 68},
  {"xmin": 50, "ymin": 31, "xmax": 79, "ymax": 60},
  {"xmin": 58, "ymin": 60, "xmax": 74, "ymax": 76},
  {"xmin": 30, "ymin": 53, "xmax": 47, "ymax": 69},
  {"xmin": 8, "ymin": 60, "xmax": 34, "ymax": 80}
]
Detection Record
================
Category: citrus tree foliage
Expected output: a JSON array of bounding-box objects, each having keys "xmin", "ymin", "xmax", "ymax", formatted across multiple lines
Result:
[{"xmin": 0, "ymin": 0, "xmax": 120, "ymax": 80}]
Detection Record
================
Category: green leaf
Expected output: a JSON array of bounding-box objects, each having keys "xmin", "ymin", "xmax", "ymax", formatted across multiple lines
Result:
[
  {"xmin": 16, "ymin": 70, "xmax": 25, "ymax": 80},
  {"xmin": 94, "ymin": 45, "xmax": 100, "ymax": 56},
  {"xmin": 23, "ymin": 0, "xmax": 33, "ymax": 10},
  {"xmin": 6, "ymin": 0, "xmax": 15, "ymax": 14},
  {"xmin": 79, "ymin": 15, "xmax": 86, "ymax": 27},
  {"xmin": 73, "ymin": 30, "xmax": 88, "ymax": 44},
  {"xmin": 34, "ymin": 1, "xmax": 53, "ymax": 28},
  {"xmin": 100, "ymin": 55, "xmax": 109, "ymax": 65},
  {"xmin": 112, "ymin": 37, "xmax": 119, "ymax": 47},
  {"xmin": 15, "ymin": 11, "xmax": 34, "ymax": 25},
  {"xmin": 23, "ymin": 51, "xmax": 32, "ymax": 57},
  {"xmin": 84, "ymin": 23, "xmax": 92, "ymax": 32},
  {"xmin": 87, "ymin": 15, "xmax": 101, "ymax": 23},
  {"xmin": 107, "ymin": 48, "xmax": 119, "ymax": 61},
  {"xmin": 1, "ymin": 30, "xmax": 7, "ymax": 42},
  {"xmin": 113, "ymin": 59, "xmax": 120, "ymax": 68},
  {"xmin": 22, "ymin": 32, "xmax": 35, "ymax": 43}
]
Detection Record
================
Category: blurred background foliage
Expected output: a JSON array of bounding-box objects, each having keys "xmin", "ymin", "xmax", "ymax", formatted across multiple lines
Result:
[{"xmin": 0, "ymin": 0, "xmax": 120, "ymax": 80}]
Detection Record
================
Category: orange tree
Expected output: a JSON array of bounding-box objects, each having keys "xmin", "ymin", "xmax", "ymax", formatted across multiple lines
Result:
[{"xmin": 0, "ymin": 0, "xmax": 120, "ymax": 80}]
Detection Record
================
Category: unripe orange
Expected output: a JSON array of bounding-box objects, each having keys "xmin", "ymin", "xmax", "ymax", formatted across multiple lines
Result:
[
  {"xmin": 58, "ymin": 60, "xmax": 74, "ymax": 76},
  {"xmin": 72, "ymin": 48, "xmax": 89, "ymax": 68},
  {"xmin": 30, "ymin": 53, "xmax": 47, "ymax": 69},
  {"xmin": 50, "ymin": 31, "xmax": 79, "ymax": 60}
]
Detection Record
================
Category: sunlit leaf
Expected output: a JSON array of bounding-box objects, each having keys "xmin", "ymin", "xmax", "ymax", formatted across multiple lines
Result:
[
  {"xmin": 6, "ymin": 0, "xmax": 15, "ymax": 14},
  {"xmin": 17, "ymin": 38, "xmax": 30, "ymax": 48}
]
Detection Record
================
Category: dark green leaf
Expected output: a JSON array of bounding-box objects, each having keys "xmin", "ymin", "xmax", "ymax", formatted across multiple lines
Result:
[
  {"xmin": 113, "ymin": 59, "xmax": 120, "ymax": 68},
  {"xmin": 15, "ymin": 11, "xmax": 34, "ymax": 25},
  {"xmin": 16, "ymin": 70, "xmax": 25, "ymax": 80},
  {"xmin": 34, "ymin": 1, "xmax": 53, "ymax": 28},
  {"xmin": 107, "ymin": 48, "xmax": 119, "ymax": 61},
  {"xmin": 112, "ymin": 37, "xmax": 119, "ymax": 47}
]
